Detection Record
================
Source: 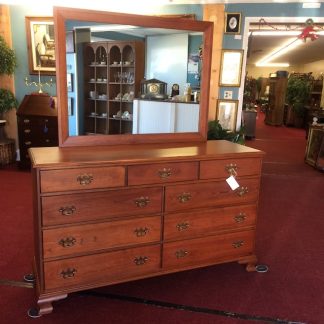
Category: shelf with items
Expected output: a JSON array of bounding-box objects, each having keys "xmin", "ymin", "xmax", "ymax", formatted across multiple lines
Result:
[
  {"xmin": 84, "ymin": 40, "xmax": 144, "ymax": 135},
  {"xmin": 309, "ymin": 79, "xmax": 323, "ymax": 109}
]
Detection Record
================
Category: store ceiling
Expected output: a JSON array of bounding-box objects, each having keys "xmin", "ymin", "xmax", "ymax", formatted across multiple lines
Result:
[{"xmin": 247, "ymin": 24, "xmax": 324, "ymax": 66}]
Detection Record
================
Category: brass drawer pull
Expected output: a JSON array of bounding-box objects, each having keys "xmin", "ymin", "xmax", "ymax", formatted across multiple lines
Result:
[
  {"xmin": 225, "ymin": 163, "xmax": 238, "ymax": 177},
  {"xmin": 24, "ymin": 129, "xmax": 31, "ymax": 133},
  {"xmin": 24, "ymin": 141, "xmax": 32, "ymax": 145},
  {"xmin": 175, "ymin": 249, "xmax": 189, "ymax": 259},
  {"xmin": 236, "ymin": 187, "xmax": 249, "ymax": 197},
  {"xmin": 158, "ymin": 168, "xmax": 172, "ymax": 179},
  {"xmin": 232, "ymin": 240, "xmax": 244, "ymax": 248},
  {"xmin": 23, "ymin": 119, "xmax": 30, "ymax": 123},
  {"xmin": 60, "ymin": 268, "xmax": 77, "ymax": 279},
  {"xmin": 59, "ymin": 237, "xmax": 76, "ymax": 247},
  {"xmin": 234, "ymin": 213, "xmax": 246, "ymax": 223},
  {"xmin": 134, "ymin": 256, "xmax": 148, "ymax": 265},
  {"xmin": 59, "ymin": 206, "xmax": 76, "ymax": 216},
  {"xmin": 176, "ymin": 222, "xmax": 190, "ymax": 231},
  {"xmin": 77, "ymin": 174, "xmax": 93, "ymax": 185},
  {"xmin": 134, "ymin": 196, "xmax": 150, "ymax": 208},
  {"xmin": 177, "ymin": 192, "xmax": 192, "ymax": 203},
  {"xmin": 134, "ymin": 227, "xmax": 149, "ymax": 237}
]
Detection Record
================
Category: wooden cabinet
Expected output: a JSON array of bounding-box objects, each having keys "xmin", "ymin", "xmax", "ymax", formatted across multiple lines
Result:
[
  {"xmin": 16, "ymin": 94, "xmax": 58, "ymax": 169},
  {"xmin": 83, "ymin": 41, "xmax": 145, "ymax": 135},
  {"xmin": 29, "ymin": 140, "xmax": 264, "ymax": 315},
  {"xmin": 265, "ymin": 76, "xmax": 288, "ymax": 126},
  {"xmin": 309, "ymin": 79, "xmax": 323, "ymax": 109}
]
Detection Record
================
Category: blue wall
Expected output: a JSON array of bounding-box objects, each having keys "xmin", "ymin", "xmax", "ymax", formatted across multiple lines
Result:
[
  {"xmin": 10, "ymin": 6, "xmax": 56, "ymax": 104},
  {"xmin": 9, "ymin": 4, "xmax": 202, "ymax": 106}
]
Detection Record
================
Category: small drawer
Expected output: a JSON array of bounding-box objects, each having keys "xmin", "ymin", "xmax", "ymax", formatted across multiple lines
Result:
[
  {"xmin": 200, "ymin": 158, "xmax": 262, "ymax": 180},
  {"xmin": 165, "ymin": 178, "xmax": 260, "ymax": 213},
  {"xmin": 128, "ymin": 162, "xmax": 198, "ymax": 186},
  {"xmin": 44, "ymin": 244, "xmax": 161, "ymax": 290},
  {"xmin": 164, "ymin": 204, "xmax": 257, "ymax": 241},
  {"xmin": 43, "ymin": 215, "xmax": 161, "ymax": 258},
  {"xmin": 42, "ymin": 187, "xmax": 163, "ymax": 226},
  {"xmin": 163, "ymin": 230, "xmax": 254, "ymax": 270},
  {"xmin": 40, "ymin": 166, "xmax": 126, "ymax": 193}
]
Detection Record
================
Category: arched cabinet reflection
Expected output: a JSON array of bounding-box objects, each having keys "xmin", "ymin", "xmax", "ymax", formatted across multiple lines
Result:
[{"xmin": 83, "ymin": 41, "xmax": 145, "ymax": 135}]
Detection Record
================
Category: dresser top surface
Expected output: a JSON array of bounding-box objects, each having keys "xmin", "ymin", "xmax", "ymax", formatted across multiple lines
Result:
[{"xmin": 29, "ymin": 140, "xmax": 264, "ymax": 168}]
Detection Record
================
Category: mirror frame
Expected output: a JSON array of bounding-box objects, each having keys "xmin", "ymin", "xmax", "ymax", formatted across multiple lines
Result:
[{"xmin": 54, "ymin": 6, "xmax": 213, "ymax": 147}]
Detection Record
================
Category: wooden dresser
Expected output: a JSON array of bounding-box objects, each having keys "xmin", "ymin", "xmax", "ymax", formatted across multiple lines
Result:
[
  {"xmin": 16, "ymin": 94, "xmax": 58, "ymax": 169},
  {"xmin": 29, "ymin": 140, "xmax": 264, "ymax": 315}
]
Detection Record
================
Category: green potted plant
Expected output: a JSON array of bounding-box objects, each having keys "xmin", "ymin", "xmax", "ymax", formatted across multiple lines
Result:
[
  {"xmin": 285, "ymin": 75, "xmax": 311, "ymax": 127},
  {"xmin": 207, "ymin": 120, "xmax": 245, "ymax": 144},
  {"xmin": 0, "ymin": 35, "xmax": 18, "ymax": 143},
  {"xmin": 0, "ymin": 35, "xmax": 18, "ymax": 120}
]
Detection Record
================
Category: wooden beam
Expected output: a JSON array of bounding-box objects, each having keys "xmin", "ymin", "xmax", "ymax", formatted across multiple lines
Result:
[{"xmin": 203, "ymin": 4, "xmax": 224, "ymax": 121}]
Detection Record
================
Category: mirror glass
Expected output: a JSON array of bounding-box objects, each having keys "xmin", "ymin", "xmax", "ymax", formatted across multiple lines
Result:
[{"xmin": 54, "ymin": 7, "xmax": 213, "ymax": 146}]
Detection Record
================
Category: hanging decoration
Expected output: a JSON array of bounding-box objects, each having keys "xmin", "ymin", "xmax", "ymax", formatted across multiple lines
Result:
[{"xmin": 298, "ymin": 19, "xmax": 319, "ymax": 42}]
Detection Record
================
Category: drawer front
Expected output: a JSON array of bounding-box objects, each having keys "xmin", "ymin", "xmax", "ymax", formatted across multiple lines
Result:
[
  {"xmin": 43, "ymin": 215, "xmax": 161, "ymax": 258},
  {"xmin": 42, "ymin": 187, "xmax": 163, "ymax": 226},
  {"xmin": 128, "ymin": 162, "xmax": 199, "ymax": 185},
  {"xmin": 164, "ymin": 204, "xmax": 257, "ymax": 241},
  {"xmin": 40, "ymin": 166, "xmax": 126, "ymax": 193},
  {"xmin": 200, "ymin": 158, "xmax": 262, "ymax": 180},
  {"xmin": 44, "ymin": 245, "xmax": 161, "ymax": 290},
  {"xmin": 163, "ymin": 230, "xmax": 254, "ymax": 270},
  {"xmin": 165, "ymin": 178, "xmax": 260, "ymax": 213}
]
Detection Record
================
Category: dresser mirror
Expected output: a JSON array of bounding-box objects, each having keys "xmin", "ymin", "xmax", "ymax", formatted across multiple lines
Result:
[{"xmin": 54, "ymin": 7, "xmax": 213, "ymax": 146}]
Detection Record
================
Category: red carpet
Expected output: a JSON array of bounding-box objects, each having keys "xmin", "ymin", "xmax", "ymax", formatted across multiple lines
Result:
[{"xmin": 0, "ymin": 116, "xmax": 323, "ymax": 323}]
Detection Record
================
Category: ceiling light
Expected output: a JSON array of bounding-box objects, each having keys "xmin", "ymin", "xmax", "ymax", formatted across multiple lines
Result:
[{"xmin": 255, "ymin": 38, "xmax": 304, "ymax": 67}]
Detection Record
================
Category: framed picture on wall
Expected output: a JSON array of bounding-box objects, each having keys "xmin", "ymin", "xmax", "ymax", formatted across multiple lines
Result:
[
  {"xmin": 67, "ymin": 97, "xmax": 73, "ymax": 116},
  {"xmin": 219, "ymin": 49, "xmax": 244, "ymax": 87},
  {"xmin": 66, "ymin": 31, "xmax": 75, "ymax": 53},
  {"xmin": 225, "ymin": 12, "xmax": 241, "ymax": 34},
  {"xmin": 67, "ymin": 73, "xmax": 73, "ymax": 92},
  {"xmin": 305, "ymin": 125, "xmax": 324, "ymax": 166},
  {"xmin": 25, "ymin": 17, "xmax": 55, "ymax": 75},
  {"xmin": 216, "ymin": 99, "xmax": 238, "ymax": 132}
]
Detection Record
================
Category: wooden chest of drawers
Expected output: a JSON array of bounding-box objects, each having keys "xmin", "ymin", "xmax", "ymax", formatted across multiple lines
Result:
[
  {"xmin": 16, "ymin": 94, "xmax": 58, "ymax": 169},
  {"xmin": 29, "ymin": 140, "xmax": 264, "ymax": 315}
]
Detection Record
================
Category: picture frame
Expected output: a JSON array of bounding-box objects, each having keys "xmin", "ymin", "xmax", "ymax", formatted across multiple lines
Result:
[
  {"xmin": 25, "ymin": 17, "xmax": 55, "ymax": 75},
  {"xmin": 67, "ymin": 97, "xmax": 73, "ymax": 116},
  {"xmin": 66, "ymin": 31, "xmax": 75, "ymax": 53},
  {"xmin": 225, "ymin": 12, "xmax": 241, "ymax": 34},
  {"xmin": 216, "ymin": 99, "xmax": 238, "ymax": 132},
  {"xmin": 219, "ymin": 49, "xmax": 244, "ymax": 87},
  {"xmin": 316, "ymin": 136, "xmax": 324, "ymax": 171},
  {"xmin": 67, "ymin": 73, "xmax": 73, "ymax": 92},
  {"xmin": 305, "ymin": 125, "xmax": 324, "ymax": 166}
]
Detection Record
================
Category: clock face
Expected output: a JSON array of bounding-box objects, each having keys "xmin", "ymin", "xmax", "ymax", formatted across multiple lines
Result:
[{"xmin": 149, "ymin": 84, "xmax": 159, "ymax": 94}]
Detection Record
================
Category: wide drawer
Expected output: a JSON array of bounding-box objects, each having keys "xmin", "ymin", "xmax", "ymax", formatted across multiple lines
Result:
[
  {"xmin": 165, "ymin": 177, "xmax": 260, "ymax": 213},
  {"xmin": 40, "ymin": 166, "xmax": 126, "ymax": 193},
  {"xmin": 164, "ymin": 204, "xmax": 257, "ymax": 241},
  {"xmin": 42, "ymin": 187, "xmax": 163, "ymax": 226},
  {"xmin": 43, "ymin": 215, "xmax": 161, "ymax": 258},
  {"xmin": 200, "ymin": 158, "xmax": 262, "ymax": 180},
  {"xmin": 44, "ymin": 244, "xmax": 161, "ymax": 290},
  {"xmin": 163, "ymin": 230, "xmax": 254, "ymax": 270},
  {"xmin": 128, "ymin": 161, "xmax": 199, "ymax": 185}
]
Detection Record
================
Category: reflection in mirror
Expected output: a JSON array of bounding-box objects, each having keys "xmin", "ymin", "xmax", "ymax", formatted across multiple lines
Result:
[
  {"xmin": 54, "ymin": 7, "xmax": 213, "ymax": 146},
  {"xmin": 68, "ymin": 22, "xmax": 203, "ymax": 136}
]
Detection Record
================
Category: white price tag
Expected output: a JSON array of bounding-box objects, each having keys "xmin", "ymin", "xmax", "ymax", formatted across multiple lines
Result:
[{"xmin": 226, "ymin": 175, "xmax": 239, "ymax": 191}]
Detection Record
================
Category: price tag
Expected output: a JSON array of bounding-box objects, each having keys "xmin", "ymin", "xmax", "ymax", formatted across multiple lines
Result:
[{"xmin": 226, "ymin": 175, "xmax": 239, "ymax": 191}]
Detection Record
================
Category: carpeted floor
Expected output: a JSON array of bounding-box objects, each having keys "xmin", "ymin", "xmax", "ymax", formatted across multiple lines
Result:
[{"xmin": 0, "ymin": 112, "xmax": 323, "ymax": 324}]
